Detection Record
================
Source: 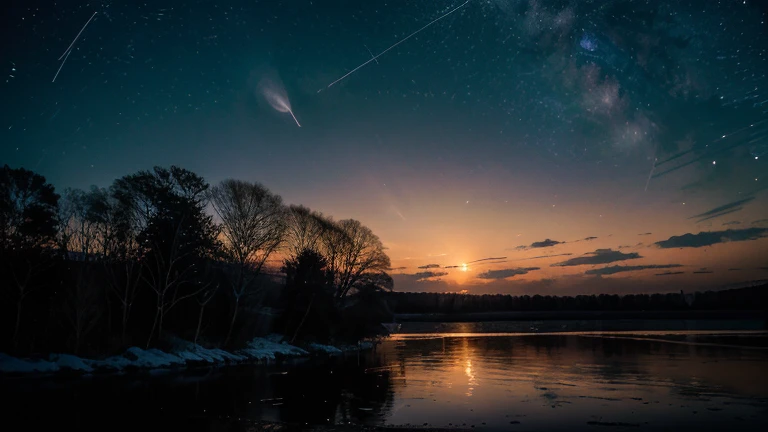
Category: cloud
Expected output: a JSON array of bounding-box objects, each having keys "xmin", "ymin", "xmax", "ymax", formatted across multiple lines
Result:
[
  {"xmin": 531, "ymin": 239, "xmax": 563, "ymax": 248},
  {"xmin": 693, "ymin": 270, "xmax": 714, "ymax": 274},
  {"xmin": 655, "ymin": 271, "xmax": 685, "ymax": 276},
  {"xmin": 689, "ymin": 197, "xmax": 754, "ymax": 223},
  {"xmin": 444, "ymin": 257, "xmax": 508, "ymax": 268},
  {"xmin": 753, "ymin": 219, "xmax": 768, "ymax": 225},
  {"xmin": 477, "ymin": 267, "xmax": 540, "ymax": 280},
  {"xmin": 695, "ymin": 207, "xmax": 743, "ymax": 223},
  {"xmin": 417, "ymin": 264, "xmax": 441, "ymax": 269},
  {"xmin": 638, "ymin": 232, "xmax": 652, "ymax": 236},
  {"xmin": 388, "ymin": 266, "xmax": 407, "ymax": 271},
  {"xmin": 552, "ymin": 249, "xmax": 641, "ymax": 267},
  {"xmin": 585, "ymin": 264, "xmax": 683, "ymax": 276},
  {"xmin": 467, "ymin": 257, "xmax": 507, "ymax": 264},
  {"xmin": 583, "ymin": 236, "xmax": 598, "ymax": 241},
  {"xmin": 411, "ymin": 271, "xmax": 448, "ymax": 281},
  {"xmin": 722, "ymin": 221, "xmax": 741, "ymax": 226},
  {"xmin": 655, "ymin": 227, "xmax": 768, "ymax": 248},
  {"xmin": 513, "ymin": 239, "xmax": 564, "ymax": 250},
  {"xmin": 516, "ymin": 253, "xmax": 573, "ymax": 261}
]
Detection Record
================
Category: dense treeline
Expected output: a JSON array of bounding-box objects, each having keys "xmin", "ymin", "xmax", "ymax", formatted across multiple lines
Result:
[
  {"xmin": 0, "ymin": 165, "xmax": 393, "ymax": 357},
  {"xmin": 385, "ymin": 285, "xmax": 768, "ymax": 315}
]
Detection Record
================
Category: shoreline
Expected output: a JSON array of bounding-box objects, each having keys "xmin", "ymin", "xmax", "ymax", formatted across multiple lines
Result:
[
  {"xmin": 214, "ymin": 419, "xmax": 473, "ymax": 431},
  {"xmin": 395, "ymin": 309, "xmax": 768, "ymax": 322},
  {"xmin": 0, "ymin": 335, "xmax": 374, "ymax": 378}
]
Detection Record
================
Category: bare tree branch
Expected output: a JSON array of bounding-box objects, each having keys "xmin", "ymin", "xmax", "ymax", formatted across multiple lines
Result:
[{"xmin": 208, "ymin": 179, "xmax": 287, "ymax": 346}]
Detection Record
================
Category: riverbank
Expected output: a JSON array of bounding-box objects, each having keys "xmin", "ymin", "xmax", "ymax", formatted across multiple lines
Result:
[{"xmin": 0, "ymin": 335, "xmax": 373, "ymax": 376}]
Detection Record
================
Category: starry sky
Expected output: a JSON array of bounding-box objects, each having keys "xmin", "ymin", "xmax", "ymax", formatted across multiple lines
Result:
[{"xmin": 2, "ymin": 0, "xmax": 768, "ymax": 295}]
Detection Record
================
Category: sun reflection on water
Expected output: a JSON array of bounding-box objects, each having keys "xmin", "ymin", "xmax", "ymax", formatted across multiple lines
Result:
[{"xmin": 464, "ymin": 358, "xmax": 476, "ymax": 397}]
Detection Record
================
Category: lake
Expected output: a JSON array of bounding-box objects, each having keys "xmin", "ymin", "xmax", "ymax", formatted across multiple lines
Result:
[{"xmin": 3, "ymin": 320, "xmax": 767, "ymax": 431}]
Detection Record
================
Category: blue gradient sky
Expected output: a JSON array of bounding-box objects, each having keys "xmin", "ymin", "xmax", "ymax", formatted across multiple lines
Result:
[{"xmin": 2, "ymin": 0, "xmax": 767, "ymax": 294}]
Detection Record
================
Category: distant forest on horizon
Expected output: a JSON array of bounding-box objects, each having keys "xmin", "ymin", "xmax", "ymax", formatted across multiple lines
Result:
[{"xmin": 383, "ymin": 284, "xmax": 768, "ymax": 315}]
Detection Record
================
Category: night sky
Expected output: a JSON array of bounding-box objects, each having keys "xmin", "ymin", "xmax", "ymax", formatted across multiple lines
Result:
[{"xmin": 2, "ymin": 0, "xmax": 767, "ymax": 295}]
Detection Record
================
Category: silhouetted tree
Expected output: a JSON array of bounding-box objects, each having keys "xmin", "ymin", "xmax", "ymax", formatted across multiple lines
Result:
[
  {"xmin": 284, "ymin": 205, "xmax": 330, "ymax": 259},
  {"xmin": 104, "ymin": 257, "xmax": 142, "ymax": 347},
  {"xmin": 87, "ymin": 185, "xmax": 134, "ymax": 258},
  {"xmin": 0, "ymin": 165, "xmax": 59, "ymax": 352},
  {"xmin": 279, "ymin": 219, "xmax": 393, "ymax": 342},
  {"xmin": 336, "ymin": 271, "xmax": 396, "ymax": 341},
  {"xmin": 318, "ymin": 216, "xmax": 348, "ymax": 284},
  {"xmin": 57, "ymin": 188, "xmax": 105, "ymax": 261},
  {"xmin": 89, "ymin": 184, "xmax": 142, "ymax": 346},
  {"xmin": 0, "ymin": 165, "xmax": 59, "ymax": 252},
  {"xmin": 208, "ymin": 179, "xmax": 286, "ymax": 346},
  {"xmin": 280, "ymin": 248, "xmax": 335, "ymax": 343},
  {"xmin": 330, "ymin": 219, "xmax": 391, "ymax": 300},
  {"xmin": 115, "ymin": 166, "xmax": 220, "ymax": 347},
  {"xmin": 193, "ymin": 263, "xmax": 220, "ymax": 346},
  {"xmin": 62, "ymin": 262, "xmax": 102, "ymax": 354}
]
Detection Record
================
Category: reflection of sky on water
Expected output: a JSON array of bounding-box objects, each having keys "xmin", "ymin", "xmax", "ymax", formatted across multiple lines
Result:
[{"xmin": 375, "ymin": 333, "xmax": 768, "ymax": 430}]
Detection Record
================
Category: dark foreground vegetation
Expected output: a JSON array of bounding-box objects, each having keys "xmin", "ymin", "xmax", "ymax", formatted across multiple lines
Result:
[
  {"xmin": 385, "ymin": 285, "xmax": 768, "ymax": 321},
  {"xmin": 0, "ymin": 165, "xmax": 394, "ymax": 358}
]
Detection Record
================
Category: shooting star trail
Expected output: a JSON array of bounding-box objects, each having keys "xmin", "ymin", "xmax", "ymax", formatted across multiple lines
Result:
[
  {"xmin": 644, "ymin": 143, "xmax": 660, "ymax": 191},
  {"xmin": 259, "ymin": 75, "xmax": 302, "ymax": 128},
  {"xmin": 59, "ymin": 12, "xmax": 97, "ymax": 60},
  {"xmin": 320, "ymin": 0, "xmax": 471, "ymax": 92},
  {"xmin": 364, "ymin": 45, "xmax": 379, "ymax": 64},
  {"xmin": 52, "ymin": 49, "xmax": 72, "ymax": 83},
  {"xmin": 644, "ymin": 157, "xmax": 657, "ymax": 191},
  {"xmin": 53, "ymin": 11, "xmax": 97, "ymax": 82},
  {"xmin": 288, "ymin": 110, "xmax": 301, "ymax": 128}
]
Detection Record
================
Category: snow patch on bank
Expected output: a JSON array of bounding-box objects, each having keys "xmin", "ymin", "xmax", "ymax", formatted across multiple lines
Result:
[
  {"xmin": 90, "ymin": 354, "xmax": 132, "ymax": 371},
  {"xmin": 0, "ymin": 353, "xmax": 59, "ymax": 373},
  {"xmin": 124, "ymin": 347, "xmax": 186, "ymax": 368},
  {"xmin": 308, "ymin": 343, "xmax": 344, "ymax": 354},
  {"xmin": 0, "ymin": 335, "xmax": 368, "ymax": 375},
  {"xmin": 241, "ymin": 338, "xmax": 308, "ymax": 360},
  {"xmin": 308, "ymin": 341, "xmax": 375, "ymax": 354},
  {"xmin": 50, "ymin": 353, "xmax": 94, "ymax": 372}
]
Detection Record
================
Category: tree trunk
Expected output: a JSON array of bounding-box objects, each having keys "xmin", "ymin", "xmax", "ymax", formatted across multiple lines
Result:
[
  {"xmin": 146, "ymin": 304, "xmax": 161, "ymax": 349},
  {"xmin": 291, "ymin": 294, "xmax": 315, "ymax": 344},
  {"xmin": 105, "ymin": 294, "xmax": 113, "ymax": 341},
  {"xmin": 223, "ymin": 297, "xmax": 240, "ymax": 347},
  {"xmin": 74, "ymin": 323, "xmax": 81, "ymax": 355},
  {"xmin": 121, "ymin": 300, "xmax": 128, "ymax": 347},
  {"xmin": 13, "ymin": 300, "xmax": 23, "ymax": 353},
  {"xmin": 194, "ymin": 305, "xmax": 206, "ymax": 346},
  {"xmin": 158, "ymin": 305, "xmax": 165, "ymax": 342}
]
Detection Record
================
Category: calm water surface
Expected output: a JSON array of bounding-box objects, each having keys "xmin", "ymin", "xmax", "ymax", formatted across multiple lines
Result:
[{"xmin": 4, "ymin": 322, "xmax": 767, "ymax": 431}]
